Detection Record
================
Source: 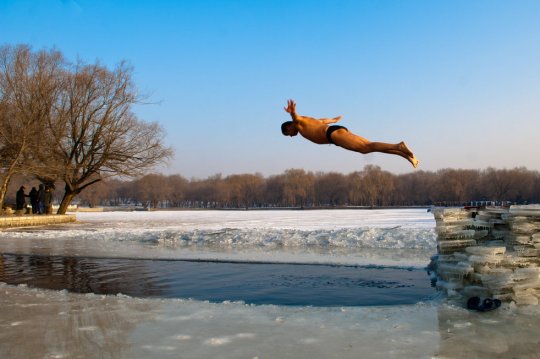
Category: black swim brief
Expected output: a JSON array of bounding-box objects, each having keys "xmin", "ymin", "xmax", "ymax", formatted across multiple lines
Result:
[{"xmin": 326, "ymin": 125, "xmax": 348, "ymax": 145}]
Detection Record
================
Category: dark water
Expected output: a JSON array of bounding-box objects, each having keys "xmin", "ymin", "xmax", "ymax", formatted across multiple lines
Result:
[{"xmin": 0, "ymin": 253, "xmax": 435, "ymax": 306}]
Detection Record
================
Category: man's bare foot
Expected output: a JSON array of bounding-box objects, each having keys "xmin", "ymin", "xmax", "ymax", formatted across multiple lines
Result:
[
  {"xmin": 399, "ymin": 142, "xmax": 418, "ymax": 168},
  {"xmin": 399, "ymin": 142, "xmax": 414, "ymax": 158},
  {"xmin": 408, "ymin": 155, "xmax": 419, "ymax": 169}
]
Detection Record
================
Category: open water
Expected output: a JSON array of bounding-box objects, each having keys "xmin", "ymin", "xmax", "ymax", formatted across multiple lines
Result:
[{"xmin": 0, "ymin": 253, "xmax": 434, "ymax": 306}]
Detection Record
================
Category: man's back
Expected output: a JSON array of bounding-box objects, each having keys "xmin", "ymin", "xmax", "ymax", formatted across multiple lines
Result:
[{"xmin": 293, "ymin": 115, "xmax": 329, "ymax": 144}]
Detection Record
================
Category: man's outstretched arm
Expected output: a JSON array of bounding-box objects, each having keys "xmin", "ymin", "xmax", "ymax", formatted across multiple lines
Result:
[
  {"xmin": 284, "ymin": 99, "xmax": 341, "ymax": 123},
  {"xmin": 284, "ymin": 99, "xmax": 299, "ymax": 120},
  {"xmin": 319, "ymin": 116, "xmax": 342, "ymax": 124}
]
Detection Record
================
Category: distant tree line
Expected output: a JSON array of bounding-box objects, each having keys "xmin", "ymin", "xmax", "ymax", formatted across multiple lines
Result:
[
  {"xmin": 0, "ymin": 44, "xmax": 172, "ymax": 214},
  {"xmin": 7, "ymin": 165, "xmax": 535, "ymax": 209}
]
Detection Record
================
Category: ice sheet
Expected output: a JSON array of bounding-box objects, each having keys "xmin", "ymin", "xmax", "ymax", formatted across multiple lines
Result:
[
  {"xmin": 0, "ymin": 283, "xmax": 439, "ymax": 359},
  {"xmin": 76, "ymin": 208, "xmax": 436, "ymax": 230},
  {"xmin": 0, "ymin": 209, "xmax": 436, "ymax": 267},
  {"xmin": 2, "ymin": 284, "xmax": 540, "ymax": 359}
]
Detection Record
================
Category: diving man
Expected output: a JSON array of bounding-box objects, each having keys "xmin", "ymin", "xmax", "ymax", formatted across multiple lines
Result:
[{"xmin": 281, "ymin": 99, "xmax": 419, "ymax": 168}]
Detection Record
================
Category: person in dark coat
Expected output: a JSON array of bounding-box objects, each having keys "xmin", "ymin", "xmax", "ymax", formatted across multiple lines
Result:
[
  {"xmin": 37, "ymin": 184, "xmax": 45, "ymax": 214},
  {"xmin": 43, "ymin": 186, "xmax": 53, "ymax": 214},
  {"xmin": 29, "ymin": 187, "xmax": 39, "ymax": 214},
  {"xmin": 16, "ymin": 186, "xmax": 27, "ymax": 211}
]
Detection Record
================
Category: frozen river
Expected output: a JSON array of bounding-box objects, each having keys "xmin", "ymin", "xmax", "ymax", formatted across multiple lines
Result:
[{"xmin": 1, "ymin": 209, "xmax": 539, "ymax": 358}]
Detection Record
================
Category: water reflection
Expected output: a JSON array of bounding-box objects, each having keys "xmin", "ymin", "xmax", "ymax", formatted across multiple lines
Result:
[
  {"xmin": 0, "ymin": 254, "xmax": 167, "ymax": 297},
  {"xmin": 0, "ymin": 285, "xmax": 154, "ymax": 358}
]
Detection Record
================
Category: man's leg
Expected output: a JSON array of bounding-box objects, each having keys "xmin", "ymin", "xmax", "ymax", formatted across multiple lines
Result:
[
  {"xmin": 375, "ymin": 146, "xmax": 419, "ymax": 168},
  {"xmin": 333, "ymin": 132, "xmax": 418, "ymax": 168},
  {"xmin": 366, "ymin": 143, "xmax": 418, "ymax": 168}
]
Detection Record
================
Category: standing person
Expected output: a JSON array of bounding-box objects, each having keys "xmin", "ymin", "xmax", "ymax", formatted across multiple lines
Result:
[
  {"xmin": 37, "ymin": 184, "xmax": 45, "ymax": 214},
  {"xmin": 281, "ymin": 99, "xmax": 419, "ymax": 168},
  {"xmin": 29, "ymin": 187, "xmax": 39, "ymax": 214},
  {"xmin": 16, "ymin": 186, "xmax": 27, "ymax": 212},
  {"xmin": 43, "ymin": 186, "xmax": 53, "ymax": 215}
]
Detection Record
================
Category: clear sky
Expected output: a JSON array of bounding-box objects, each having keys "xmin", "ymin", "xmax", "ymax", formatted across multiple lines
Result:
[{"xmin": 1, "ymin": 0, "xmax": 539, "ymax": 178}]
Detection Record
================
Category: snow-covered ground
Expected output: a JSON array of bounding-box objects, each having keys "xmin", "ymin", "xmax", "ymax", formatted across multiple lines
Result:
[{"xmin": 1, "ymin": 209, "xmax": 539, "ymax": 358}]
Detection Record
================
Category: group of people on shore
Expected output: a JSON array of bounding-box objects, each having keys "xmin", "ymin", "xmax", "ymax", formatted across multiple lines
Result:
[{"xmin": 16, "ymin": 184, "xmax": 54, "ymax": 215}]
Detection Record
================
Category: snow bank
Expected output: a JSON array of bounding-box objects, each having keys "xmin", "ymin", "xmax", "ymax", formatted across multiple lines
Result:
[{"xmin": 0, "ymin": 209, "xmax": 436, "ymax": 268}]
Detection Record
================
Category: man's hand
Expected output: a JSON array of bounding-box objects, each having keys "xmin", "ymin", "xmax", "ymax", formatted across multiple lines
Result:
[
  {"xmin": 284, "ymin": 99, "xmax": 296, "ymax": 115},
  {"xmin": 320, "ymin": 115, "xmax": 342, "ymax": 124}
]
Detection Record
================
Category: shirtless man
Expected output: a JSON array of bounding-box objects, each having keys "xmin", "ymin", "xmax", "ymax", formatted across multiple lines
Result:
[{"xmin": 281, "ymin": 99, "xmax": 419, "ymax": 168}]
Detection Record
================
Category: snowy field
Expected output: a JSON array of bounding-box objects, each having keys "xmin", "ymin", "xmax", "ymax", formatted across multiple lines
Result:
[{"xmin": 1, "ymin": 209, "xmax": 540, "ymax": 358}]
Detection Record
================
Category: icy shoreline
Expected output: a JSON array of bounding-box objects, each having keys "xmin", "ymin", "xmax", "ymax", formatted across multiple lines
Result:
[{"xmin": 2, "ymin": 209, "xmax": 539, "ymax": 358}]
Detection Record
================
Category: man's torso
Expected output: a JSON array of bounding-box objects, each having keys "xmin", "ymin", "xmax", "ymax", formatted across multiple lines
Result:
[{"xmin": 295, "ymin": 116, "xmax": 330, "ymax": 144}]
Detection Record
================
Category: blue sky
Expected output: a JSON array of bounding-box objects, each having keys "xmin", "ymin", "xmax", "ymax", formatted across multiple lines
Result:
[{"xmin": 2, "ymin": 0, "xmax": 539, "ymax": 178}]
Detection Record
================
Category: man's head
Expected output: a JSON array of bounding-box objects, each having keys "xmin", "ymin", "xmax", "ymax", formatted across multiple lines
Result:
[{"xmin": 281, "ymin": 121, "xmax": 298, "ymax": 137}]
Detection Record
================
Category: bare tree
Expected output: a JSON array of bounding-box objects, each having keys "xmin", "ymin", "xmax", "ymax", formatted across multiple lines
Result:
[
  {"xmin": 48, "ymin": 61, "xmax": 173, "ymax": 214},
  {"xmin": 167, "ymin": 174, "xmax": 189, "ymax": 207},
  {"xmin": 359, "ymin": 165, "xmax": 396, "ymax": 206},
  {"xmin": 282, "ymin": 169, "xmax": 314, "ymax": 207},
  {"xmin": 433, "ymin": 169, "xmax": 480, "ymax": 204},
  {"xmin": 133, "ymin": 174, "xmax": 172, "ymax": 208},
  {"xmin": 263, "ymin": 174, "xmax": 286, "ymax": 206},
  {"xmin": 108, "ymin": 178, "xmax": 136, "ymax": 206},
  {"xmin": 0, "ymin": 45, "xmax": 63, "ymax": 208},
  {"xmin": 347, "ymin": 171, "xmax": 364, "ymax": 206},
  {"xmin": 225, "ymin": 173, "xmax": 264, "ymax": 208},
  {"xmin": 77, "ymin": 179, "xmax": 110, "ymax": 207},
  {"xmin": 314, "ymin": 172, "xmax": 348, "ymax": 206},
  {"xmin": 185, "ymin": 174, "xmax": 225, "ymax": 208},
  {"xmin": 480, "ymin": 167, "xmax": 521, "ymax": 201},
  {"xmin": 395, "ymin": 171, "xmax": 437, "ymax": 206},
  {"xmin": 532, "ymin": 173, "xmax": 540, "ymax": 203}
]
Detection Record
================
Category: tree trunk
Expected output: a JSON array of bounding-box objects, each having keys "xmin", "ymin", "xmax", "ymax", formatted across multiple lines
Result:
[
  {"xmin": 0, "ymin": 148, "xmax": 24, "ymax": 210},
  {"xmin": 57, "ymin": 188, "xmax": 77, "ymax": 215},
  {"xmin": 0, "ymin": 174, "xmax": 12, "ymax": 210}
]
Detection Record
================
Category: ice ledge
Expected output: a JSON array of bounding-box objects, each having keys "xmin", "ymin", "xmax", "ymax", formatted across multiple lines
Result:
[
  {"xmin": 430, "ymin": 204, "xmax": 540, "ymax": 306},
  {"xmin": 0, "ymin": 214, "xmax": 76, "ymax": 228}
]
